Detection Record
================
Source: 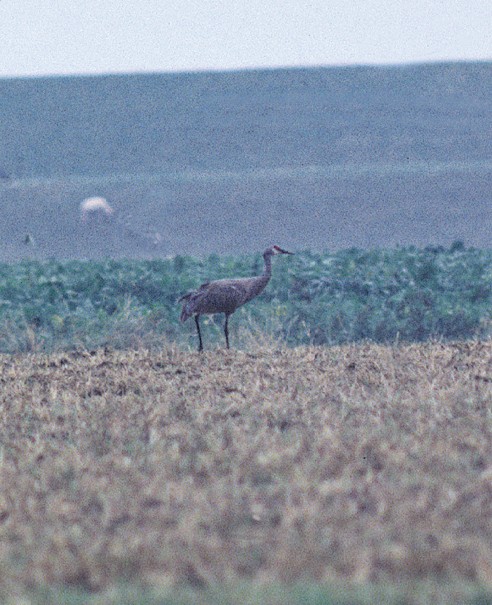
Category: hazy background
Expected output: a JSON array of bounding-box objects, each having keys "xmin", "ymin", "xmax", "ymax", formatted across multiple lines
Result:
[
  {"xmin": 0, "ymin": 2, "xmax": 491, "ymax": 260},
  {"xmin": 1, "ymin": 0, "xmax": 492, "ymax": 77}
]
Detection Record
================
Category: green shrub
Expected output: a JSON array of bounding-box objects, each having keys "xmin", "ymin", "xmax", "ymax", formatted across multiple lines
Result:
[{"xmin": 0, "ymin": 246, "xmax": 490, "ymax": 352}]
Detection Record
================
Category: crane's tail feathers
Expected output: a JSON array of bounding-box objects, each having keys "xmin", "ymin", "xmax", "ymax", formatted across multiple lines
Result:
[
  {"xmin": 180, "ymin": 307, "xmax": 192, "ymax": 323},
  {"xmin": 178, "ymin": 292, "xmax": 193, "ymax": 322}
]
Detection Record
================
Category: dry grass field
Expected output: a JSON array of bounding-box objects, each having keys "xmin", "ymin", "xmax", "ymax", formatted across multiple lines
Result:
[{"xmin": 0, "ymin": 341, "xmax": 491, "ymax": 604}]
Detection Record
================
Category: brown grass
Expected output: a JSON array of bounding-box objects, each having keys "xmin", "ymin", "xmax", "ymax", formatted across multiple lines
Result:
[{"xmin": 0, "ymin": 341, "xmax": 491, "ymax": 598}]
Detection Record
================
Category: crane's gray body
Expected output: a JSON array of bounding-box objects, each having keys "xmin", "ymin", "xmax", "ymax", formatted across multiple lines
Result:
[
  {"xmin": 178, "ymin": 245, "xmax": 292, "ymax": 350},
  {"xmin": 179, "ymin": 273, "xmax": 270, "ymax": 321}
]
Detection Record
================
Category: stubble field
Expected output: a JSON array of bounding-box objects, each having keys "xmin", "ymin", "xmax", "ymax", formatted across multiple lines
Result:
[{"xmin": 0, "ymin": 341, "xmax": 491, "ymax": 604}]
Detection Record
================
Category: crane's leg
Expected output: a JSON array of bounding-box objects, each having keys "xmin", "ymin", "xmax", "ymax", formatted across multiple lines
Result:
[
  {"xmin": 194, "ymin": 315, "xmax": 203, "ymax": 352},
  {"xmin": 224, "ymin": 314, "xmax": 230, "ymax": 349}
]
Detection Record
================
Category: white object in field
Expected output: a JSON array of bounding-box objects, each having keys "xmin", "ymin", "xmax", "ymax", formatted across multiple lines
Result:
[{"xmin": 80, "ymin": 197, "xmax": 114, "ymax": 223}]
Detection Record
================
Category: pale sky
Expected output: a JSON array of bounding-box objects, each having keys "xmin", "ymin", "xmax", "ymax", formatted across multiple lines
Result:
[{"xmin": 1, "ymin": 0, "xmax": 492, "ymax": 78}]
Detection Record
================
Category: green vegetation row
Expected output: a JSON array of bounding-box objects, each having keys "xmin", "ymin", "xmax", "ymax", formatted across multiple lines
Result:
[
  {"xmin": 0, "ymin": 244, "xmax": 490, "ymax": 353},
  {"xmin": 16, "ymin": 581, "xmax": 492, "ymax": 605}
]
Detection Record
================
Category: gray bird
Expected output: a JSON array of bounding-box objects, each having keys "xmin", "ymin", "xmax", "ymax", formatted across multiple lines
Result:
[{"xmin": 178, "ymin": 245, "xmax": 293, "ymax": 351}]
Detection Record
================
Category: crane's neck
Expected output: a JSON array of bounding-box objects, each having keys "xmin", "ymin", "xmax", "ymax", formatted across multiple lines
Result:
[
  {"xmin": 263, "ymin": 253, "xmax": 273, "ymax": 279},
  {"xmin": 240, "ymin": 252, "xmax": 274, "ymax": 305}
]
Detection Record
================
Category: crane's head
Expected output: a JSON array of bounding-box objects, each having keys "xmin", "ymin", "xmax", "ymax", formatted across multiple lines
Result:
[{"xmin": 265, "ymin": 245, "xmax": 294, "ymax": 257}]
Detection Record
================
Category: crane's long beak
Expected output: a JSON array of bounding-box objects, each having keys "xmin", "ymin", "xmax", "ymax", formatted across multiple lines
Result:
[{"xmin": 279, "ymin": 247, "xmax": 294, "ymax": 255}]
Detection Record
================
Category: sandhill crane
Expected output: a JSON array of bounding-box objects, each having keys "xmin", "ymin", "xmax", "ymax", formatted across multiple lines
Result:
[{"xmin": 178, "ymin": 245, "xmax": 293, "ymax": 351}]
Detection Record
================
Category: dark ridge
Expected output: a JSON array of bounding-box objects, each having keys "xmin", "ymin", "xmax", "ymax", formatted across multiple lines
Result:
[{"xmin": 1, "ymin": 62, "xmax": 491, "ymax": 259}]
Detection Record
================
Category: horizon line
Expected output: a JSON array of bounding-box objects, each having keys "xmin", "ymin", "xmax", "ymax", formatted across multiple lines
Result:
[{"xmin": 1, "ymin": 57, "xmax": 491, "ymax": 82}]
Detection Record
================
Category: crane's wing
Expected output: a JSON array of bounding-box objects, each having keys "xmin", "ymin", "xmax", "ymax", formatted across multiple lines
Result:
[
  {"xmin": 178, "ymin": 279, "xmax": 248, "ymax": 322},
  {"xmin": 177, "ymin": 281, "xmax": 210, "ymax": 303}
]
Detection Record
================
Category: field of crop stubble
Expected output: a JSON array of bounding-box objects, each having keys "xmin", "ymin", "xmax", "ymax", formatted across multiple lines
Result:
[{"xmin": 0, "ymin": 341, "xmax": 491, "ymax": 603}]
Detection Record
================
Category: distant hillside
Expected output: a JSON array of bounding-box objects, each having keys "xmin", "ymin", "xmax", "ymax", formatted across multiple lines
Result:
[{"xmin": 0, "ymin": 62, "xmax": 491, "ymax": 260}]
